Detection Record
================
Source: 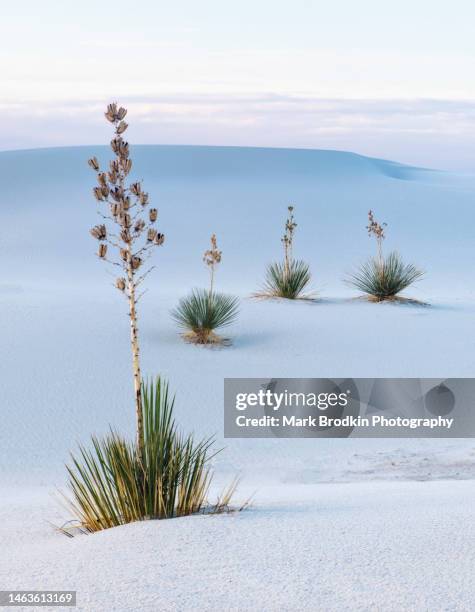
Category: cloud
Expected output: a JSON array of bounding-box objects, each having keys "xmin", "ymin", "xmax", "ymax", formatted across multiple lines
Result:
[{"xmin": 1, "ymin": 95, "xmax": 475, "ymax": 170}]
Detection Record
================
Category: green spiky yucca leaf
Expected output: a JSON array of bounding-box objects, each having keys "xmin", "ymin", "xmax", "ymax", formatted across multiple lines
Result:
[
  {"xmin": 171, "ymin": 289, "xmax": 239, "ymax": 343},
  {"xmin": 261, "ymin": 259, "xmax": 312, "ymax": 299},
  {"xmin": 348, "ymin": 251, "xmax": 424, "ymax": 301}
]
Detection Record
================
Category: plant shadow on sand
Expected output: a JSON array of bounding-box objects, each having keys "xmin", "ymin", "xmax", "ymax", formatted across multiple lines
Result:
[
  {"xmin": 349, "ymin": 295, "xmax": 430, "ymax": 307},
  {"xmin": 232, "ymin": 331, "xmax": 278, "ymax": 349},
  {"xmin": 251, "ymin": 294, "xmax": 319, "ymax": 303},
  {"xmin": 250, "ymin": 296, "xmax": 352, "ymax": 307},
  {"xmin": 423, "ymin": 301, "xmax": 470, "ymax": 313}
]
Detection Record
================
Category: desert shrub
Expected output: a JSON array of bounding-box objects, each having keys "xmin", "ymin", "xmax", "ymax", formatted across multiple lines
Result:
[
  {"xmin": 348, "ymin": 210, "xmax": 424, "ymax": 302},
  {"xmin": 64, "ymin": 378, "xmax": 236, "ymax": 533},
  {"xmin": 256, "ymin": 205, "xmax": 313, "ymax": 299},
  {"xmin": 263, "ymin": 259, "xmax": 312, "ymax": 300},
  {"xmin": 173, "ymin": 234, "xmax": 239, "ymax": 344},
  {"xmin": 172, "ymin": 288, "xmax": 239, "ymax": 344},
  {"xmin": 348, "ymin": 251, "xmax": 424, "ymax": 301}
]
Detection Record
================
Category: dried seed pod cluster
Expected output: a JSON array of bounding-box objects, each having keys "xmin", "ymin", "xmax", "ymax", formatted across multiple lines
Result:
[
  {"xmin": 88, "ymin": 157, "xmax": 99, "ymax": 171},
  {"xmin": 367, "ymin": 209, "xmax": 386, "ymax": 241},
  {"xmin": 131, "ymin": 256, "xmax": 142, "ymax": 270},
  {"xmin": 203, "ymin": 234, "xmax": 222, "ymax": 268},
  {"xmin": 90, "ymin": 224, "xmax": 107, "ymax": 241},
  {"xmin": 147, "ymin": 228, "xmax": 157, "ymax": 242},
  {"xmin": 134, "ymin": 219, "xmax": 145, "ymax": 234},
  {"xmin": 366, "ymin": 209, "xmax": 387, "ymax": 265},
  {"xmin": 115, "ymin": 277, "xmax": 126, "ymax": 291},
  {"xmin": 87, "ymin": 103, "xmax": 165, "ymax": 298},
  {"xmin": 203, "ymin": 234, "xmax": 222, "ymax": 294}
]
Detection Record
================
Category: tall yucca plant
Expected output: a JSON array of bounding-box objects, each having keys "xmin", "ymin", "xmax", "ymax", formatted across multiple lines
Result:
[
  {"xmin": 87, "ymin": 103, "xmax": 165, "ymax": 465},
  {"xmin": 65, "ymin": 378, "xmax": 225, "ymax": 533}
]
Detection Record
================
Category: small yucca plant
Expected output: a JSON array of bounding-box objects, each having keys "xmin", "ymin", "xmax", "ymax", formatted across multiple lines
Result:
[
  {"xmin": 63, "ymin": 378, "xmax": 237, "ymax": 533},
  {"xmin": 172, "ymin": 288, "xmax": 239, "ymax": 344},
  {"xmin": 172, "ymin": 235, "xmax": 239, "ymax": 344},
  {"xmin": 348, "ymin": 210, "xmax": 424, "ymax": 302},
  {"xmin": 348, "ymin": 251, "xmax": 424, "ymax": 301},
  {"xmin": 256, "ymin": 205, "xmax": 313, "ymax": 299}
]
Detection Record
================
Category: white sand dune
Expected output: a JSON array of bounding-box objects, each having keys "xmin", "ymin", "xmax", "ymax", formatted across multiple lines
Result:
[{"xmin": 1, "ymin": 145, "xmax": 474, "ymax": 610}]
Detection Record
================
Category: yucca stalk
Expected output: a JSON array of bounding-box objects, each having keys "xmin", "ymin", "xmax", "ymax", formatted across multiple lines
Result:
[
  {"xmin": 87, "ymin": 103, "xmax": 165, "ymax": 467},
  {"xmin": 203, "ymin": 233, "xmax": 221, "ymax": 297},
  {"xmin": 64, "ymin": 378, "xmax": 222, "ymax": 533},
  {"xmin": 282, "ymin": 205, "xmax": 296, "ymax": 281},
  {"xmin": 366, "ymin": 209, "xmax": 386, "ymax": 270}
]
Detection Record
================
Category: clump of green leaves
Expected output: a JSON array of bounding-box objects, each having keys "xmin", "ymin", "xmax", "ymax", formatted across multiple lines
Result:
[
  {"xmin": 348, "ymin": 251, "xmax": 424, "ymax": 301},
  {"xmin": 263, "ymin": 259, "xmax": 312, "ymax": 300},
  {"xmin": 172, "ymin": 288, "xmax": 239, "ymax": 344},
  {"xmin": 63, "ymin": 378, "xmax": 237, "ymax": 533}
]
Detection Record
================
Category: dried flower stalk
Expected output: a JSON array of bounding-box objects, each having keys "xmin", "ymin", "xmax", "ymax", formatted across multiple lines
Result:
[
  {"xmin": 366, "ymin": 209, "xmax": 387, "ymax": 268},
  {"xmin": 281, "ymin": 205, "xmax": 296, "ymax": 279},
  {"xmin": 88, "ymin": 103, "xmax": 165, "ymax": 466},
  {"xmin": 203, "ymin": 233, "xmax": 222, "ymax": 295}
]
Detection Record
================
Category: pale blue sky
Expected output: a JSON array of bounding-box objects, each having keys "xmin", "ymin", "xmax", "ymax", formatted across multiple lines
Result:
[{"xmin": 2, "ymin": 0, "xmax": 475, "ymax": 169}]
